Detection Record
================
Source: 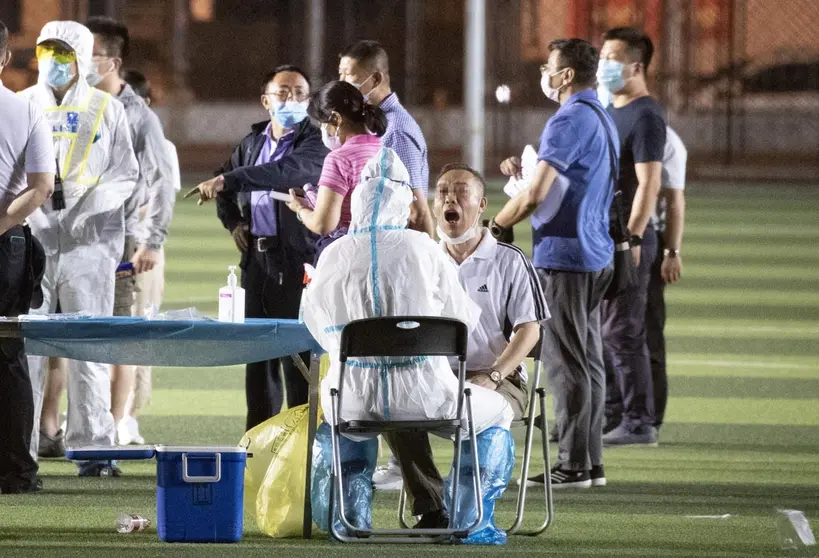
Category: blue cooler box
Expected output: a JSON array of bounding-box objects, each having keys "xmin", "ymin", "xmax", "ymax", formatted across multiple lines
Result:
[
  {"xmin": 156, "ymin": 446, "xmax": 246, "ymax": 543},
  {"xmin": 66, "ymin": 445, "xmax": 246, "ymax": 543}
]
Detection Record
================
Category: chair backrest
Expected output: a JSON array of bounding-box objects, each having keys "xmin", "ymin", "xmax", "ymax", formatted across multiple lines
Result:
[{"xmin": 339, "ymin": 317, "xmax": 469, "ymax": 362}]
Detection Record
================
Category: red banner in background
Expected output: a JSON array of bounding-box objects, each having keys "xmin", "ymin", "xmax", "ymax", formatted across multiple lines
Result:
[
  {"xmin": 570, "ymin": 0, "xmax": 662, "ymax": 47},
  {"xmin": 695, "ymin": 0, "xmax": 731, "ymax": 40},
  {"xmin": 569, "ymin": 0, "xmax": 592, "ymax": 39}
]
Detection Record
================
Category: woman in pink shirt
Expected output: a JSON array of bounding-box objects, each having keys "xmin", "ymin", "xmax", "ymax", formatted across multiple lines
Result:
[{"xmin": 285, "ymin": 81, "xmax": 387, "ymax": 261}]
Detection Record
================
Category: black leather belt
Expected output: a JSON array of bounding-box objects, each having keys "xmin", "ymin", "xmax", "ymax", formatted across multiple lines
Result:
[{"xmin": 255, "ymin": 236, "xmax": 277, "ymax": 253}]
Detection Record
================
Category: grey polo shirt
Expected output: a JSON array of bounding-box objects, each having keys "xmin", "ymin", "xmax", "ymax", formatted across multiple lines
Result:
[{"xmin": 0, "ymin": 80, "xmax": 55, "ymax": 203}]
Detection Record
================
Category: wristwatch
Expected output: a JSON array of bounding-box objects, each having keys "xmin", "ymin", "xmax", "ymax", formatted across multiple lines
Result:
[
  {"xmin": 629, "ymin": 234, "xmax": 643, "ymax": 247},
  {"xmin": 489, "ymin": 219, "xmax": 514, "ymax": 243},
  {"xmin": 664, "ymin": 248, "xmax": 679, "ymax": 258},
  {"xmin": 489, "ymin": 369, "xmax": 503, "ymax": 387}
]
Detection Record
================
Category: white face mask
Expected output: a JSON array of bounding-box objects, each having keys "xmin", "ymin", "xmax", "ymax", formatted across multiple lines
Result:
[
  {"xmin": 86, "ymin": 58, "xmax": 115, "ymax": 87},
  {"xmin": 320, "ymin": 123, "xmax": 342, "ymax": 151},
  {"xmin": 437, "ymin": 211, "xmax": 482, "ymax": 245},
  {"xmin": 350, "ymin": 74, "xmax": 375, "ymax": 103},
  {"xmin": 540, "ymin": 68, "xmax": 568, "ymax": 104}
]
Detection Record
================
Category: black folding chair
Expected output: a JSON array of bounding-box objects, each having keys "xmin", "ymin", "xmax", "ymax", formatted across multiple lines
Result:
[
  {"xmin": 328, "ymin": 316, "xmax": 483, "ymax": 543},
  {"xmin": 505, "ymin": 329, "xmax": 554, "ymax": 536}
]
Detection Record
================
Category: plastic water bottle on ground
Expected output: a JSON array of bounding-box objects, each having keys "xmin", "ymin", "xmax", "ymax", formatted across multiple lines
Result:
[
  {"xmin": 116, "ymin": 513, "xmax": 151, "ymax": 533},
  {"xmin": 776, "ymin": 509, "xmax": 816, "ymax": 550}
]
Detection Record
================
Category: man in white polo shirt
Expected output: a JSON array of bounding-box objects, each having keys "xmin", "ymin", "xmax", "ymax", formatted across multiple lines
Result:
[
  {"xmin": 375, "ymin": 163, "xmax": 549, "ymax": 529},
  {"xmin": 0, "ymin": 19, "xmax": 56, "ymax": 493}
]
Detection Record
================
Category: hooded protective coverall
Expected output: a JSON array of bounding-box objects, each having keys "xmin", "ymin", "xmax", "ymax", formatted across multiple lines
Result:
[{"xmin": 19, "ymin": 21, "xmax": 138, "ymax": 459}]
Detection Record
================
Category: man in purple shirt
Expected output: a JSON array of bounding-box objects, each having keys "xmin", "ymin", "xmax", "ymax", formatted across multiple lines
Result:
[{"xmin": 214, "ymin": 65, "xmax": 328, "ymax": 430}]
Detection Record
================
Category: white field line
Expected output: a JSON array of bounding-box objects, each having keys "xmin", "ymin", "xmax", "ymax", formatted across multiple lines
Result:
[{"xmin": 670, "ymin": 358, "xmax": 818, "ymax": 369}]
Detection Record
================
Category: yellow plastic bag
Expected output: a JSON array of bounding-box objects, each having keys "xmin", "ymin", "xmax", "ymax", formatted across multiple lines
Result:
[
  {"xmin": 240, "ymin": 354, "xmax": 331, "ymax": 538},
  {"xmin": 252, "ymin": 404, "xmax": 310, "ymax": 538}
]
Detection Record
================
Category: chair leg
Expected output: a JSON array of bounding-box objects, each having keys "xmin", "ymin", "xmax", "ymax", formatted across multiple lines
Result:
[
  {"xmin": 506, "ymin": 363, "xmax": 542, "ymax": 535},
  {"xmin": 397, "ymin": 487, "xmax": 412, "ymax": 529},
  {"xmin": 328, "ymin": 389, "xmax": 369, "ymax": 541},
  {"xmin": 538, "ymin": 387, "xmax": 555, "ymax": 534},
  {"xmin": 449, "ymin": 401, "xmax": 465, "ymax": 533},
  {"xmin": 462, "ymin": 389, "xmax": 484, "ymax": 536},
  {"xmin": 518, "ymin": 387, "xmax": 554, "ymax": 536}
]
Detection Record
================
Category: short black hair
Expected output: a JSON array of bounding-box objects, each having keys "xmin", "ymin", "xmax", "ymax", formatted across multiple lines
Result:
[
  {"xmin": 339, "ymin": 40, "xmax": 389, "ymax": 74},
  {"xmin": 121, "ymin": 68, "xmax": 151, "ymax": 102},
  {"xmin": 0, "ymin": 21, "xmax": 8, "ymax": 60},
  {"xmin": 86, "ymin": 16, "xmax": 130, "ymax": 59},
  {"xmin": 548, "ymin": 38, "xmax": 599, "ymax": 87},
  {"xmin": 603, "ymin": 27, "xmax": 654, "ymax": 70},
  {"xmin": 437, "ymin": 163, "xmax": 486, "ymax": 197},
  {"xmin": 260, "ymin": 64, "xmax": 310, "ymax": 94},
  {"xmin": 308, "ymin": 80, "xmax": 388, "ymax": 137}
]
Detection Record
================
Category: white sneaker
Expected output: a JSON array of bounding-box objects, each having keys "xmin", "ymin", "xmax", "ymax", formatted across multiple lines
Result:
[
  {"xmin": 116, "ymin": 418, "xmax": 134, "ymax": 446},
  {"xmin": 372, "ymin": 457, "xmax": 403, "ymax": 491},
  {"xmin": 126, "ymin": 416, "xmax": 145, "ymax": 445}
]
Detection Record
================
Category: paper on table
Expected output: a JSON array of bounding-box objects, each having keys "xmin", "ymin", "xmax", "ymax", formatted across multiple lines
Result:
[{"xmin": 503, "ymin": 145, "xmax": 539, "ymax": 198}]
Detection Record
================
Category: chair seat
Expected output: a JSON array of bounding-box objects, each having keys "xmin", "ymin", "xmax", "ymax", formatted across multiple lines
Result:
[{"xmin": 339, "ymin": 418, "xmax": 463, "ymax": 435}]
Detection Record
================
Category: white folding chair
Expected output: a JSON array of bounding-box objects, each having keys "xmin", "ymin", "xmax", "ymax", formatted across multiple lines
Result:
[{"xmin": 505, "ymin": 330, "xmax": 554, "ymax": 536}]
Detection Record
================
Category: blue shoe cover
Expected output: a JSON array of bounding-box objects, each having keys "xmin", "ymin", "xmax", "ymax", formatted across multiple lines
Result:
[{"xmin": 444, "ymin": 427, "xmax": 514, "ymax": 545}]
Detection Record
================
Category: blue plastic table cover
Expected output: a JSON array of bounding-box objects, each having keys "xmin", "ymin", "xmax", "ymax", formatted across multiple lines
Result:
[{"xmin": 20, "ymin": 317, "xmax": 322, "ymax": 367}]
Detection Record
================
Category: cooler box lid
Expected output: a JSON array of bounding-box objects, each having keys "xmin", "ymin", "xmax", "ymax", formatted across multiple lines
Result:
[
  {"xmin": 65, "ymin": 445, "xmax": 157, "ymax": 461},
  {"xmin": 155, "ymin": 446, "xmax": 247, "ymax": 458}
]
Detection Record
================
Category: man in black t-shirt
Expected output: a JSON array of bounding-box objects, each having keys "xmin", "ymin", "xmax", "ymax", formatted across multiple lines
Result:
[{"xmin": 597, "ymin": 27, "xmax": 666, "ymax": 446}]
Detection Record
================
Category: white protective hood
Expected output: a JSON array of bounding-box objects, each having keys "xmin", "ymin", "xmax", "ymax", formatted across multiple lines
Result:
[
  {"xmin": 303, "ymin": 148, "xmax": 510, "ymax": 437},
  {"xmin": 37, "ymin": 21, "xmax": 95, "ymax": 81},
  {"xmin": 348, "ymin": 147, "xmax": 412, "ymax": 234}
]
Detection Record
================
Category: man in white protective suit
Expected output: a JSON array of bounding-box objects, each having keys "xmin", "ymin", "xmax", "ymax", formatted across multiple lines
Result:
[
  {"xmin": 302, "ymin": 148, "xmax": 515, "ymax": 543},
  {"xmin": 19, "ymin": 21, "xmax": 138, "ymax": 477}
]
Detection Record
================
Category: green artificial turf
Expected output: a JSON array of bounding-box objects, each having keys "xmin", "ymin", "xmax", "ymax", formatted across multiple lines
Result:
[{"xmin": 0, "ymin": 181, "xmax": 817, "ymax": 557}]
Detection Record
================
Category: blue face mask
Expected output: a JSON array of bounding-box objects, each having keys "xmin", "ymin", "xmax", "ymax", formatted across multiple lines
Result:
[
  {"xmin": 39, "ymin": 58, "xmax": 75, "ymax": 88},
  {"xmin": 271, "ymin": 101, "xmax": 309, "ymax": 129},
  {"xmin": 597, "ymin": 59, "xmax": 627, "ymax": 94}
]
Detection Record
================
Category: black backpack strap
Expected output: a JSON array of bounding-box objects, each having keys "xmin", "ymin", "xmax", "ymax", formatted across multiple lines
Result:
[
  {"xmin": 576, "ymin": 99, "xmax": 619, "ymax": 188},
  {"xmin": 576, "ymin": 99, "xmax": 629, "ymax": 241}
]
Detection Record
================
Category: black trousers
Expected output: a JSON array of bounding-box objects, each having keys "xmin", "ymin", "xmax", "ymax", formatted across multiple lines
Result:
[
  {"xmin": 243, "ymin": 239, "xmax": 310, "ymax": 431},
  {"xmin": 645, "ymin": 230, "xmax": 668, "ymax": 428},
  {"xmin": 0, "ymin": 226, "xmax": 38, "ymax": 491},
  {"xmin": 602, "ymin": 227, "xmax": 658, "ymax": 429}
]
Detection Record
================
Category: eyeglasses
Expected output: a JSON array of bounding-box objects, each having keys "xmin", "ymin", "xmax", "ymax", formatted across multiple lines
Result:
[
  {"xmin": 265, "ymin": 90, "xmax": 310, "ymax": 102},
  {"xmin": 36, "ymin": 45, "xmax": 76, "ymax": 64}
]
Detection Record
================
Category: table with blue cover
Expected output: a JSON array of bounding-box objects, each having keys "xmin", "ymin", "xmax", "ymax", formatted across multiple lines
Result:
[{"xmin": 0, "ymin": 316, "xmax": 323, "ymax": 538}]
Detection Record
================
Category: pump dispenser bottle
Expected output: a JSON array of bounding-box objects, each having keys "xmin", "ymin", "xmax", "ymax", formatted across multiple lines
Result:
[{"xmin": 218, "ymin": 266, "xmax": 245, "ymax": 323}]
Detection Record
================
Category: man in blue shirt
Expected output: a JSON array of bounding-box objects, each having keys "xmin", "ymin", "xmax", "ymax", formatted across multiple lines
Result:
[
  {"xmin": 338, "ymin": 40, "xmax": 434, "ymax": 236},
  {"xmin": 492, "ymin": 38, "xmax": 616, "ymax": 489}
]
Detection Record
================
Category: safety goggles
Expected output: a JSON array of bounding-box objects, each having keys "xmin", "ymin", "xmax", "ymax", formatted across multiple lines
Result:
[{"xmin": 36, "ymin": 44, "xmax": 77, "ymax": 65}]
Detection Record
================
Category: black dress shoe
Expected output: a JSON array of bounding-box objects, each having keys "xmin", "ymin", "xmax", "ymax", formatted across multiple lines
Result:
[
  {"xmin": 1, "ymin": 478, "xmax": 43, "ymax": 494},
  {"xmin": 414, "ymin": 510, "xmax": 450, "ymax": 529}
]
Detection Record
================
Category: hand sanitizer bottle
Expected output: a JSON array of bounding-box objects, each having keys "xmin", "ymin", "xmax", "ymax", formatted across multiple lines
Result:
[{"xmin": 218, "ymin": 266, "xmax": 245, "ymax": 323}]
